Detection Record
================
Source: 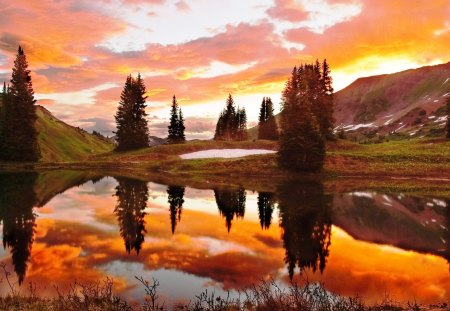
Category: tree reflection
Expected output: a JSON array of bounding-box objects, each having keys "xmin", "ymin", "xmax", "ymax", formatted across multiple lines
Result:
[
  {"xmin": 277, "ymin": 181, "xmax": 332, "ymax": 279},
  {"xmin": 0, "ymin": 172, "xmax": 38, "ymax": 285},
  {"xmin": 167, "ymin": 185, "xmax": 185, "ymax": 234},
  {"xmin": 257, "ymin": 192, "xmax": 276, "ymax": 230},
  {"xmin": 114, "ymin": 177, "xmax": 148, "ymax": 255},
  {"xmin": 214, "ymin": 187, "xmax": 246, "ymax": 232}
]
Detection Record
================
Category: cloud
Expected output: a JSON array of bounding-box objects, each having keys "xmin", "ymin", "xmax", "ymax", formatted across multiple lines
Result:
[
  {"xmin": 0, "ymin": 0, "xmax": 449, "ymax": 139},
  {"xmin": 175, "ymin": 0, "xmax": 191, "ymax": 12}
]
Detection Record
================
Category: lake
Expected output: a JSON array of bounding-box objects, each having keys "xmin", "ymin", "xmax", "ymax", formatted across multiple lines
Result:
[{"xmin": 0, "ymin": 170, "xmax": 448, "ymax": 306}]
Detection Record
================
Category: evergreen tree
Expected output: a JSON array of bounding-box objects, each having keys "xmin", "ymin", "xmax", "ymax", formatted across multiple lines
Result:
[
  {"xmin": 0, "ymin": 46, "xmax": 40, "ymax": 161},
  {"xmin": 446, "ymin": 96, "xmax": 450, "ymax": 139},
  {"xmin": 279, "ymin": 64, "xmax": 326, "ymax": 171},
  {"xmin": 114, "ymin": 177, "xmax": 148, "ymax": 255},
  {"xmin": 214, "ymin": 94, "xmax": 238, "ymax": 141},
  {"xmin": 236, "ymin": 106, "xmax": 248, "ymax": 141},
  {"xmin": 167, "ymin": 95, "xmax": 186, "ymax": 144},
  {"xmin": 167, "ymin": 185, "xmax": 185, "ymax": 234},
  {"xmin": 214, "ymin": 111, "xmax": 225, "ymax": 140},
  {"xmin": 178, "ymin": 109, "xmax": 186, "ymax": 142},
  {"xmin": 168, "ymin": 95, "xmax": 180, "ymax": 143},
  {"xmin": 258, "ymin": 97, "xmax": 278, "ymax": 140},
  {"xmin": 114, "ymin": 74, "xmax": 150, "ymax": 151},
  {"xmin": 318, "ymin": 59, "xmax": 335, "ymax": 139}
]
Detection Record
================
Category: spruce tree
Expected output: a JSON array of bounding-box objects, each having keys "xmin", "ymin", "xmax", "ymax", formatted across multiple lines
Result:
[
  {"xmin": 258, "ymin": 97, "xmax": 278, "ymax": 140},
  {"xmin": 178, "ymin": 109, "xmax": 186, "ymax": 142},
  {"xmin": 0, "ymin": 46, "xmax": 40, "ymax": 161},
  {"xmin": 446, "ymin": 96, "xmax": 450, "ymax": 139},
  {"xmin": 214, "ymin": 111, "xmax": 225, "ymax": 140},
  {"xmin": 279, "ymin": 65, "xmax": 326, "ymax": 171},
  {"xmin": 318, "ymin": 59, "xmax": 335, "ymax": 139},
  {"xmin": 265, "ymin": 97, "xmax": 279, "ymax": 140},
  {"xmin": 214, "ymin": 94, "xmax": 238, "ymax": 141},
  {"xmin": 114, "ymin": 74, "xmax": 150, "ymax": 151},
  {"xmin": 167, "ymin": 95, "xmax": 186, "ymax": 144},
  {"xmin": 168, "ymin": 95, "xmax": 180, "ymax": 144},
  {"xmin": 258, "ymin": 97, "xmax": 268, "ymax": 140},
  {"xmin": 236, "ymin": 106, "xmax": 248, "ymax": 141}
]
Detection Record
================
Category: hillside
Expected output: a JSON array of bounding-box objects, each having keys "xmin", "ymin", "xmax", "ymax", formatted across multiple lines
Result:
[
  {"xmin": 334, "ymin": 62, "xmax": 450, "ymax": 137},
  {"xmin": 36, "ymin": 106, "xmax": 114, "ymax": 162},
  {"xmin": 248, "ymin": 62, "xmax": 450, "ymax": 140}
]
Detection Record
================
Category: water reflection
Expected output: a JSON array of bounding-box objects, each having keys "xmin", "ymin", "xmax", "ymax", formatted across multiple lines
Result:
[
  {"xmin": 257, "ymin": 192, "xmax": 276, "ymax": 230},
  {"xmin": 278, "ymin": 181, "xmax": 332, "ymax": 279},
  {"xmin": 214, "ymin": 187, "xmax": 246, "ymax": 233},
  {"xmin": 167, "ymin": 185, "xmax": 185, "ymax": 234},
  {"xmin": 114, "ymin": 177, "xmax": 148, "ymax": 255},
  {"xmin": 0, "ymin": 172, "xmax": 38, "ymax": 284},
  {"xmin": 0, "ymin": 171, "xmax": 448, "ymax": 303}
]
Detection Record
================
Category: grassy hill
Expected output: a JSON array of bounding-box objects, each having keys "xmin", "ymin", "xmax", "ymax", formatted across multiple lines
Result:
[{"xmin": 36, "ymin": 106, "xmax": 114, "ymax": 162}]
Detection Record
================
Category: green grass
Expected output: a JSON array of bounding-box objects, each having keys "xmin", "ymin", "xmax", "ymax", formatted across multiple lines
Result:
[{"xmin": 36, "ymin": 106, "xmax": 114, "ymax": 162}]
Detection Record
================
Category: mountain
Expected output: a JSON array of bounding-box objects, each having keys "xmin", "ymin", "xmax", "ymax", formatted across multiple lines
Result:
[
  {"xmin": 35, "ymin": 106, "xmax": 114, "ymax": 162},
  {"xmin": 248, "ymin": 62, "xmax": 450, "ymax": 140},
  {"xmin": 334, "ymin": 62, "xmax": 450, "ymax": 137}
]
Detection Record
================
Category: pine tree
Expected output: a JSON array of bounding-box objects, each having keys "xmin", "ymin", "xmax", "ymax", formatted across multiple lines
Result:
[
  {"xmin": 167, "ymin": 95, "xmax": 186, "ymax": 144},
  {"xmin": 168, "ymin": 95, "xmax": 180, "ymax": 144},
  {"xmin": 214, "ymin": 94, "xmax": 245, "ymax": 141},
  {"xmin": 318, "ymin": 59, "xmax": 335, "ymax": 139},
  {"xmin": 214, "ymin": 111, "xmax": 225, "ymax": 140},
  {"xmin": 446, "ymin": 96, "xmax": 450, "ymax": 139},
  {"xmin": 178, "ymin": 109, "xmax": 186, "ymax": 142},
  {"xmin": 114, "ymin": 74, "xmax": 150, "ymax": 151},
  {"xmin": 265, "ymin": 98, "xmax": 279, "ymax": 140},
  {"xmin": 0, "ymin": 46, "xmax": 40, "ymax": 161},
  {"xmin": 279, "ymin": 64, "xmax": 326, "ymax": 171},
  {"xmin": 258, "ymin": 97, "xmax": 278, "ymax": 140},
  {"xmin": 236, "ymin": 106, "xmax": 248, "ymax": 141}
]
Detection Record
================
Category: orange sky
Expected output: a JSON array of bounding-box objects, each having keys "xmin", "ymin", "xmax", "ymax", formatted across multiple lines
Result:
[{"xmin": 0, "ymin": 0, "xmax": 449, "ymax": 138}]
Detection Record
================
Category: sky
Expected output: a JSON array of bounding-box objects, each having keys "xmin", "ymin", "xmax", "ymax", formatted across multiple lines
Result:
[{"xmin": 0, "ymin": 0, "xmax": 449, "ymax": 139}]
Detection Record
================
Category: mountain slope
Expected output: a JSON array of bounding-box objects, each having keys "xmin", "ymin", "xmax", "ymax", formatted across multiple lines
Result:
[
  {"xmin": 36, "ymin": 106, "xmax": 114, "ymax": 162},
  {"xmin": 334, "ymin": 62, "xmax": 450, "ymax": 136},
  {"xmin": 248, "ymin": 62, "xmax": 450, "ymax": 139}
]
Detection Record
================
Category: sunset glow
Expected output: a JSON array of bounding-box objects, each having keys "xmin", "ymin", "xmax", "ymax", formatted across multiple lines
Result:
[{"xmin": 0, "ymin": 0, "xmax": 449, "ymax": 138}]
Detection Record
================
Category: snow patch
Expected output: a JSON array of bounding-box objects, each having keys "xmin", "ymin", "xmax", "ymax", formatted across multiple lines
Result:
[
  {"xmin": 433, "ymin": 100, "xmax": 439, "ymax": 103},
  {"xmin": 345, "ymin": 123, "xmax": 375, "ymax": 131},
  {"xmin": 384, "ymin": 118, "xmax": 393, "ymax": 125},
  {"xmin": 434, "ymin": 116, "xmax": 447, "ymax": 123},
  {"xmin": 179, "ymin": 149, "xmax": 277, "ymax": 159},
  {"xmin": 394, "ymin": 124, "xmax": 406, "ymax": 132},
  {"xmin": 428, "ymin": 115, "xmax": 436, "ymax": 119},
  {"xmin": 350, "ymin": 192, "xmax": 374, "ymax": 199},
  {"xmin": 443, "ymin": 78, "xmax": 449, "ymax": 85}
]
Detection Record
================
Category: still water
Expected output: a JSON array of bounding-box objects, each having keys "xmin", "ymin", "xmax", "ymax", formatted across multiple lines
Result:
[{"xmin": 0, "ymin": 171, "xmax": 448, "ymax": 305}]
